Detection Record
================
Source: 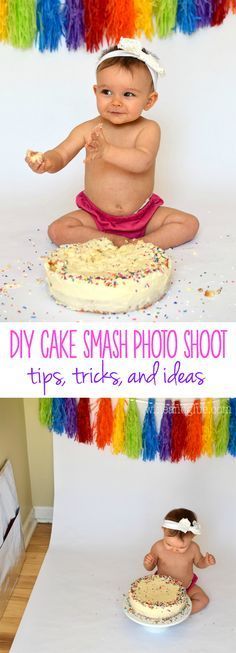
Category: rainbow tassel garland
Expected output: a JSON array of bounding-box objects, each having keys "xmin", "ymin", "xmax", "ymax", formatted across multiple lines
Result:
[{"xmin": 38, "ymin": 398, "xmax": 236, "ymax": 462}]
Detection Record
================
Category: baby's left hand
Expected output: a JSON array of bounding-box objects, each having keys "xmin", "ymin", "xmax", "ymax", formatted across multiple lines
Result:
[
  {"xmin": 204, "ymin": 552, "xmax": 216, "ymax": 566},
  {"xmin": 85, "ymin": 124, "xmax": 108, "ymax": 162}
]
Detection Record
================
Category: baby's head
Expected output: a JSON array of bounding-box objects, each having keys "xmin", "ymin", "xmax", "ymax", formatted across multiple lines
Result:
[
  {"xmin": 162, "ymin": 508, "xmax": 201, "ymax": 554},
  {"xmin": 94, "ymin": 38, "xmax": 163, "ymax": 124}
]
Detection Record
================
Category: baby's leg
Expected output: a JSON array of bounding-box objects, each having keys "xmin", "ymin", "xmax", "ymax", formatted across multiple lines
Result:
[
  {"xmin": 48, "ymin": 209, "xmax": 127, "ymax": 247},
  {"xmin": 187, "ymin": 584, "xmax": 209, "ymax": 614},
  {"xmin": 143, "ymin": 206, "xmax": 199, "ymax": 248}
]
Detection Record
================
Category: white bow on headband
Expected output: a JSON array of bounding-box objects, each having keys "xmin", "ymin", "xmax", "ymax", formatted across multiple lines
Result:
[
  {"xmin": 98, "ymin": 37, "xmax": 165, "ymax": 91},
  {"xmin": 162, "ymin": 518, "xmax": 201, "ymax": 535}
]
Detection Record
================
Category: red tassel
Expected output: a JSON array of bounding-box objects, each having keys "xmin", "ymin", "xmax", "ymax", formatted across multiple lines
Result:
[
  {"xmin": 76, "ymin": 398, "xmax": 93, "ymax": 443},
  {"xmin": 96, "ymin": 398, "xmax": 113, "ymax": 449},
  {"xmin": 106, "ymin": 0, "xmax": 136, "ymax": 43},
  {"xmin": 84, "ymin": 0, "xmax": 107, "ymax": 52},
  {"xmin": 171, "ymin": 401, "xmax": 187, "ymax": 462},
  {"xmin": 211, "ymin": 0, "xmax": 230, "ymax": 26},
  {"xmin": 185, "ymin": 400, "xmax": 202, "ymax": 461}
]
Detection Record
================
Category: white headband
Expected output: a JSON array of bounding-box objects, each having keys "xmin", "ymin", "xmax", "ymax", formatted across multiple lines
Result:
[
  {"xmin": 98, "ymin": 37, "xmax": 165, "ymax": 91},
  {"xmin": 163, "ymin": 518, "xmax": 201, "ymax": 536}
]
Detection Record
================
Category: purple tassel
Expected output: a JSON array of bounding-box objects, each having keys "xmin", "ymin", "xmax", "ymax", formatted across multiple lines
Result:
[
  {"xmin": 62, "ymin": 0, "xmax": 85, "ymax": 50},
  {"xmin": 195, "ymin": 0, "xmax": 212, "ymax": 27},
  {"xmin": 52, "ymin": 398, "xmax": 66, "ymax": 434},
  {"xmin": 228, "ymin": 398, "xmax": 236, "ymax": 457},
  {"xmin": 64, "ymin": 398, "xmax": 77, "ymax": 438},
  {"xmin": 158, "ymin": 400, "xmax": 172, "ymax": 461},
  {"xmin": 142, "ymin": 399, "xmax": 158, "ymax": 461},
  {"xmin": 36, "ymin": 0, "xmax": 63, "ymax": 52}
]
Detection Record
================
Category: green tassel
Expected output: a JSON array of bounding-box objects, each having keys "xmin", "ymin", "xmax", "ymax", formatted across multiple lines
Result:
[
  {"xmin": 8, "ymin": 0, "xmax": 36, "ymax": 48},
  {"xmin": 153, "ymin": 0, "xmax": 178, "ymax": 38},
  {"xmin": 39, "ymin": 398, "xmax": 53, "ymax": 429},
  {"xmin": 214, "ymin": 398, "xmax": 230, "ymax": 456},
  {"xmin": 124, "ymin": 399, "xmax": 142, "ymax": 459}
]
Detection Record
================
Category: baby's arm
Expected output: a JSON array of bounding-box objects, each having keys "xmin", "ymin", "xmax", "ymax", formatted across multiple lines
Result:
[
  {"xmin": 193, "ymin": 543, "xmax": 216, "ymax": 569},
  {"xmin": 143, "ymin": 542, "xmax": 159, "ymax": 571},
  {"xmin": 86, "ymin": 121, "xmax": 160, "ymax": 173},
  {"xmin": 25, "ymin": 123, "xmax": 87, "ymax": 174}
]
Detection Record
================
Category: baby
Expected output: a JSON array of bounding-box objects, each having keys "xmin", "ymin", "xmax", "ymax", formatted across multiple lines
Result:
[
  {"xmin": 144, "ymin": 508, "xmax": 216, "ymax": 614},
  {"xmin": 26, "ymin": 37, "xmax": 199, "ymax": 249}
]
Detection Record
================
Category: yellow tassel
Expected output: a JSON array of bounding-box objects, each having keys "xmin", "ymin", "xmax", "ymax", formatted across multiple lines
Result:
[
  {"xmin": 112, "ymin": 399, "xmax": 126, "ymax": 455},
  {"xmin": 134, "ymin": 0, "xmax": 154, "ymax": 38},
  {"xmin": 0, "ymin": 0, "xmax": 8, "ymax": 41},
  {"xmin": 202, "ymin": 398, "xmax": 214, "ymax": 456}
]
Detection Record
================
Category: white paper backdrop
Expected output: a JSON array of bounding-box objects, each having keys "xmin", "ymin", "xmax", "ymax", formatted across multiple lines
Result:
[{"xmin": 10, "ymin": 425, "xmax": 236, "ymax": 652}]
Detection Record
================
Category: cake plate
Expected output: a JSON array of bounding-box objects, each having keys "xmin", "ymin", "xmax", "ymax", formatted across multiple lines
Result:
[{"xmin": 123, "ymin": 594, "xmax": 192, "ymax": 628}]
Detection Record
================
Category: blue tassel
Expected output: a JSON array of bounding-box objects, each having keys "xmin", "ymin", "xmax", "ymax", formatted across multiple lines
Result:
[
  {"xmin": 36, "ymin": 0, "xmax": 63, "ymax": 52},
  {"xmin": 52, "ymin": 398, "xmax": 66, "ymax": 434},
  {"xmin": 142, "ymin": 399, "xmax": 158, "ymax": 461},
  {"xmin": 228, "ymin": 398, "xmax": 236, "ymax": 457},
  {"xmin": 64, "ymin": 398, "xmax": 77, "ymax": 438},
  {"xmin": 177, "ymin": 0, "xmax": 198, "ymax": 34}
]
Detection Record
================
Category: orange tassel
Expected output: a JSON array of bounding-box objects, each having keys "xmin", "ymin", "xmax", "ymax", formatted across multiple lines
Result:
[
  {"xmin": 96, "ymin": 398, "xmax": 113, "ymax": 449},
  {"xmin": 106, "ymin": 0, "xmax": 136, "ymax": 43},
  {"xmin": 171, "ymin": 400, "xmax": 187, "ymax": 462},
  {"xmin": 185, "ymin": 400, "xmax": 202, "ymax": 461}
]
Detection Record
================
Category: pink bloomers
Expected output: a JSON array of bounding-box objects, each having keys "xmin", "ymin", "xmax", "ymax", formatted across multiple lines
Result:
[
  {"xmin": 75, "ymin": 191, "xmax": 164, "ymax": 239},
  {"xmin": 186, "ymin": 573, "xmax": 198, "ymax": 592}
]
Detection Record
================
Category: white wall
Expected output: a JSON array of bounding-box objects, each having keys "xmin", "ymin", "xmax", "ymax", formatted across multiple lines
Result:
[{"xmin": 1, "ymin": 17, "xmax": 236, "ymax": 234}]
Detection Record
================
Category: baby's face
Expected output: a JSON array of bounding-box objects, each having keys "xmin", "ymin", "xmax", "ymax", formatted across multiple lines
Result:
[
  {"xmin": 163, "ymin": 533, "xmax": 193, "ymax": 554},
  {"xmin": 94, "ymin": 64, "xmax": 157, "ymax": 125}
]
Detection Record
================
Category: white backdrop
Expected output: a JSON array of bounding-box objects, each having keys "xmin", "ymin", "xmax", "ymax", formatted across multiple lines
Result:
[
  {"xmin": 1, "ymin": 19, "xmax": 236, "ymax": 215},
  {"xmin": 10, "ymin": 424, "xmax": 236, "ymax": 653}
]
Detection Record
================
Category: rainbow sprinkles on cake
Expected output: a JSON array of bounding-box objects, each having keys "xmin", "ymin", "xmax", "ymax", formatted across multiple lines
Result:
[{"xmin": 44, "ymin": 238, "xmax": 172, "ymax": 313}]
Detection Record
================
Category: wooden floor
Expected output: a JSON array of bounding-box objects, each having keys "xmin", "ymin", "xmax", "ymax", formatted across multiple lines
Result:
[{"xmin": 0, "ymin": 524, "xmax": 51, "ymax": 653}]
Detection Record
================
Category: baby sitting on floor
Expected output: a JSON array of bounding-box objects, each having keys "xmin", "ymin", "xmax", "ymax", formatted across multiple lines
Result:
[
  {"xmin": 144, "ymin": 508, "xmax": 215, "ymax": 614},
  {"xmin": 26, "ymin": 37, "xmax": 199, "ymax": 249}
]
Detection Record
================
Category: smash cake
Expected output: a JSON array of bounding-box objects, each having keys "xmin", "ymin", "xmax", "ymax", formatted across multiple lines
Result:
[
  {"xmin": 44, "ymin": 238, "xmax": 172, "ymax": 313},
  {"xmin": 128, "ymin": 574, "xmax": 188, "ymax": 621}
]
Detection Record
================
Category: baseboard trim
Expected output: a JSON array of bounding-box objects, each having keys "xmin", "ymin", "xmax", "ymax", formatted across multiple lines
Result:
[
  {"xmin": 22, "ymin": 508, "xmax": 37, "ymax": 548},
  {"xmin": 34, "ymin": 506, "xmax": 53, "ymax": 523}
]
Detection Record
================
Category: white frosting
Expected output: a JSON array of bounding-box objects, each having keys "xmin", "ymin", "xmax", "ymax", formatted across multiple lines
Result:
[
  {"xmin": 129, "ymin": 575, "xmax": 187, "ymax": 620},
  {"xmin": 44, "ymin": 238, "xmax": 172, "ymax": 313}
]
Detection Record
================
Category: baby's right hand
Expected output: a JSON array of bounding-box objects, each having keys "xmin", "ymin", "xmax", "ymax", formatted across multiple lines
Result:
[
  {"xmin": 144, "ymin": 553, "xmax": 156, "ymax": 569},
  {"xmin": 25, "ymin": 149, "xmax": 46, "ymax": 173}
]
